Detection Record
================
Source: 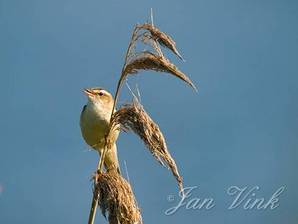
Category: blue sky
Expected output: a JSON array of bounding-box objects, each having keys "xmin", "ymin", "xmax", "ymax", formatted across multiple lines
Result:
[{"xmin": 0, "ymin": 0, "xmax": 298, "ymax": 223}]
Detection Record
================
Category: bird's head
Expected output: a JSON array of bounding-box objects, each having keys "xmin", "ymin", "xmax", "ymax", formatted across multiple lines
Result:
[{"xmin": 83, "ymin": 87, "xmax": 114, "ymax": 111}]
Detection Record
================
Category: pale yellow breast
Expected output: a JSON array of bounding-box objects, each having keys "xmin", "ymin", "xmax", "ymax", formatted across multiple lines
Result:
[{"xmin": 80, "ymin": 105, "xmax": 109, "ymax": 149}]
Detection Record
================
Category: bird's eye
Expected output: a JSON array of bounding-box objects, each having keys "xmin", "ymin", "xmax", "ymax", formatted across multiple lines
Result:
[{"xmin": 98, "ymin": 92, "xmax": 104, "ymax": 96}]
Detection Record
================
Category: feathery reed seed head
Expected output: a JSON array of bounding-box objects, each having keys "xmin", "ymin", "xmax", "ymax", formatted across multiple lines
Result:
[
  {"xmin": 123, "ymin": 51, "xmax": 197, "ymax": 91},
  {"xmin": 137, "ymin": 23, "xmax": 184, "ymax": 60},
  {"xmin": 97, "ymin": 171, "xmax": 142, "ymax": 224},
  {"xmin": 110, "ymin": 98, "xmax": 183, "ymax": 192}
]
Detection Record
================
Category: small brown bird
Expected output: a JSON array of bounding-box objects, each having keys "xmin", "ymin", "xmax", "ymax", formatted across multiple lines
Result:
[{"xmin": 80, "ymin": 87, "xmax": 120, "ymax": 174}]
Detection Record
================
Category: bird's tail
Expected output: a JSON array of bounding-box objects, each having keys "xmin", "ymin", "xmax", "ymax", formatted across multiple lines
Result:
[{"xmin": 100, "ymin": 143, "xmax": 121, "ymax": 175}]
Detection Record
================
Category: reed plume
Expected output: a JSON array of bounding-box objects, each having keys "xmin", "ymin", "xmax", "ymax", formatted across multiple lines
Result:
[
  {"xmin": 97, "ymin": 171, "xmax": 142, "ymax": 224},
  {"xmin": 110, "ymin": 97, "xmax": 183, "ymax": 192}
]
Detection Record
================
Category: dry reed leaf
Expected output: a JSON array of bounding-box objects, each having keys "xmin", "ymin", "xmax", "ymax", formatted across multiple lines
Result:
[
  {"xmin": 137, "ymin": 23, "xmax": 184, "ymax": 60},
  {"xmin": 123, "ymin": 51, "xmax": 197, "ymax": 91},
  {"xmin": 97, "ymin": 171, "xmax": 142, "ymax": 224},
  {"xmin": 111, "ymin": 98, "xmax": 183, "ymax": 192}
]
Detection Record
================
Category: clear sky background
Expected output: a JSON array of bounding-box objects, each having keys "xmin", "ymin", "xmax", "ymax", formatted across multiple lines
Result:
[{"xmin": 1, "ymin": 0, "xmax": 298, "ymax": 223}]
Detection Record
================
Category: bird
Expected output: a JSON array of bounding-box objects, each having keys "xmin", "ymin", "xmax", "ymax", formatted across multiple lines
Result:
[{"xmin": 80, "ymin": 87, "xmax": 121, "ymax": 174}]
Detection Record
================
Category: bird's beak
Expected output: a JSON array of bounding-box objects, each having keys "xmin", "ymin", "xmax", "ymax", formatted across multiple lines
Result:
[{"xmin": 83, "ymin": 88, "xmax": 96, "ymax": 97}]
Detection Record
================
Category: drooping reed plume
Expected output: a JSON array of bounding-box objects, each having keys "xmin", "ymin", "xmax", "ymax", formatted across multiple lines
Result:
[
  {"xmin": 110, "ymin": 97, "xmax": 183, "ymax": 192},
  {"xmin": 88, "ymin": 13, "xmax": 196, "ymax": 224}
]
